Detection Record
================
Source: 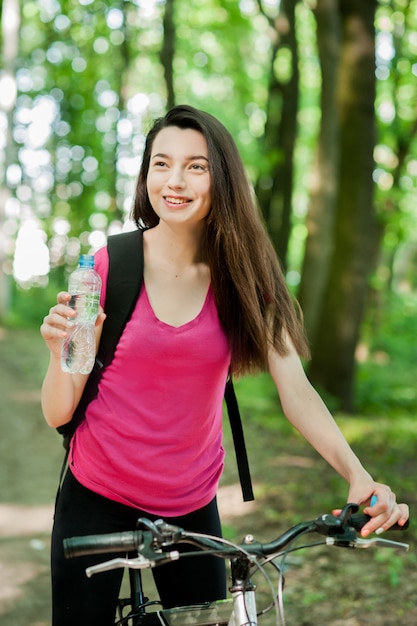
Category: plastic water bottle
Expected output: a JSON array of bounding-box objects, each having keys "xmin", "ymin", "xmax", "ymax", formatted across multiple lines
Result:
[{"xmin": 61, "ymin": 254, "xmax": 102, "ymax": 375}]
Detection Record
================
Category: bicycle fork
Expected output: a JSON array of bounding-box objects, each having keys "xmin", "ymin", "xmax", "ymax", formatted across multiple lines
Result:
[{"xmin": 228, "ymin": 556, "xmax": 257, "ymax": 626}]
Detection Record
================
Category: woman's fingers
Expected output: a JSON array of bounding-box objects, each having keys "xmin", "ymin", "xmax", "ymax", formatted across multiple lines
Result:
[
  {"xmin": 40, "ymin": 293, "xmax": 75, "ymax": 341},
  {"xmin": 361, "ymin": 488, "xmax": 409, "ymax": 536}
]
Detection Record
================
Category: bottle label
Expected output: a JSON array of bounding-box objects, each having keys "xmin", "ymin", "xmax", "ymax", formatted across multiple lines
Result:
[{"xmin": 69, "ymin": 293, "xmax": 100, "ymax": 322}]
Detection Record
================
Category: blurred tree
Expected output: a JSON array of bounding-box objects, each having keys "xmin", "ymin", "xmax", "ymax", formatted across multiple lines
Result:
[
  {"xmin": 254, "ymin": 0, "xmax": 300, "ymax": 268},
  {"xmin": 160, "ymin": 0, "xmax": 175, "ymax": 109},
  {"xmin": 306, "ymin": 0, "xmax": 378, "ymax": 411},
  {"xmin": 298, "ymin": 0, "xmax": 340, "ymax": 342}
]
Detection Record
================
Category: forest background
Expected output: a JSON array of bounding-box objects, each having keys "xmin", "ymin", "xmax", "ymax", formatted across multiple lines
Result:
[{"xmin": 0, "ymin": 1, "xmax": 416, "ymax": 625}]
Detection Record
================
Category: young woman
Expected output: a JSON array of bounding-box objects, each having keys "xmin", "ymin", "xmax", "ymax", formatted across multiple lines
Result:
[{"xmin": 41, "ymin": 105, "xmax": 408, "ymax": 626}]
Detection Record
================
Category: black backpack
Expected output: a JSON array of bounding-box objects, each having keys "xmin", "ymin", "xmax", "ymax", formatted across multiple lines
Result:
[{"xmin": 57, "ymin": 228, "xmax": 254, "ymax": 502}]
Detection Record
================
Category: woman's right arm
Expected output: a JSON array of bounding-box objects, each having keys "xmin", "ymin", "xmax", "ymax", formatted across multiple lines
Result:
[{"xmin": 40, "ymin": 291, "xmax": 104, "ymax": 428}]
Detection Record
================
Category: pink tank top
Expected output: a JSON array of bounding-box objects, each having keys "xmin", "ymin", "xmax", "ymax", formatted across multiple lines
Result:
[{"xmin": 69, "ymin": 245, "xmax": 231, "ymax": 516}]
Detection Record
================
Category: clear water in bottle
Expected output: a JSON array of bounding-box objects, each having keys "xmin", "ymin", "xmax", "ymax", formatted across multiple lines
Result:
[{"xmin": 61, "ymin": 254, "xmax": 102, "ymax": 375}]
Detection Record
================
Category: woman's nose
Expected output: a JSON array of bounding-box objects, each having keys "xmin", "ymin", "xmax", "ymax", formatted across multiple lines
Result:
[{"xmin": 168, "ymin": 166, "xmax": 185, "ymax": 187}]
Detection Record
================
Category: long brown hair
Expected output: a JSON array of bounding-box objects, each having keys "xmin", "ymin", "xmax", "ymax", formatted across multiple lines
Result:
[{"xmin": 132, "ymin": 105, "xmax": 310, "ymax": 374}]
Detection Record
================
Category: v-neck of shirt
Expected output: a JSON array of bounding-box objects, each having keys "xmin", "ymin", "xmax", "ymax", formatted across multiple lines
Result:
[{"xmin": 142, "ymin": 282, "xmax": 212, "ymax": 330}]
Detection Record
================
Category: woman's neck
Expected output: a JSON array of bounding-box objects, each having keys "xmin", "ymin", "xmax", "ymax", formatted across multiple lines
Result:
[{"xmin": 147, "ymin": 222, "xmax": 205, "ymax": 268}]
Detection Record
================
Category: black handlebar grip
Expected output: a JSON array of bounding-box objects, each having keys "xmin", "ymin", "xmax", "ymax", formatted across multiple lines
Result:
[
  {"xmin": 350, "ymin": 514, "xmax": 410, "ymax": 532},
  {"xmin": 63, "ymin": 530, "xmax": 144, "ymax": 558}
]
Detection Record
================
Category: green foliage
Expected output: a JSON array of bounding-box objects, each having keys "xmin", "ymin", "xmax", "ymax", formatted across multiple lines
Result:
[
  {"xmin": 374, "ymin": 0, "xmax": 417, "ymax": 292},
  {"xmin": 229, "ymin": 292, "xmax": 417, "ymax": 421},
  {"xmin": 2, "ymin": 270, "xmax": 65, "ymax": 328},
  {"xmin": 356, "ymin": 292, "xmax": 417, "ymax": 415},
  {"xmin": 373, "ymin": 549, "xmax": 415, "ymax": 588}
]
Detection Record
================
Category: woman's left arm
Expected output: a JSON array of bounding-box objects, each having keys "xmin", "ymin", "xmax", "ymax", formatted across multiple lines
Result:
[{"xmin": 268, "ymin": 337, "xmax": 409, "ymax": 536}]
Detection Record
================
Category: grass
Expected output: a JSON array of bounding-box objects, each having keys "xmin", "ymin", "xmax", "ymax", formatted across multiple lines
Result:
[{"xmin": 0, "ymin": 292, "xmax": 416, "ymax": 625}]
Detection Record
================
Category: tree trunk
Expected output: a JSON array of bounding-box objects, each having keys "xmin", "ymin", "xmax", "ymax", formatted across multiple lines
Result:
[
  {"xmin": 297, "ymin": 0, "xmax": 341, "ymax": 342},
  {"xmin": 255, "ymin": 0, "xmax": 299, "ymax": 269},
  {"xmin": 160, "ymin": 0, "xmax": 176, "ymax": 109},
  {"xmin": 307, "ymin": 0, "xmax": 378, "ymax": 411}
]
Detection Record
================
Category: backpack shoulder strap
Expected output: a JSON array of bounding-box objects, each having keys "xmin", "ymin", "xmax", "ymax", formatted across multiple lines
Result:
[
  {"xmin": 224, "ymin": 376, "xmax": 254, "ymax": 502},
  {"xmin": 96, "ymin": 228, "xmax": 144, "ymax": 369}
]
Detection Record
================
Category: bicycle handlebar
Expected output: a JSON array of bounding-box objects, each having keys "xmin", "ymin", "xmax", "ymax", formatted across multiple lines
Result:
[
  {"xmin": 63, "ymin": 503, "xmax": 409, "ymax": 561},
  {"xmin": 63, "ymin": 529, "xmax": 146, "ymax": 558}
]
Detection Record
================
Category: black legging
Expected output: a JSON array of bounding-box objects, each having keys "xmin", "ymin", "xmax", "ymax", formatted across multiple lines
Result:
[{"xmin": 51, "ymin": 470, "xmax": 226, "ymax": 626}]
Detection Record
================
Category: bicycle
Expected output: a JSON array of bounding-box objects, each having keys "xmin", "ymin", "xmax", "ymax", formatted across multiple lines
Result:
[{"xmin": 63, "ymin": 502, "xmax": 409, "ymax": 626}]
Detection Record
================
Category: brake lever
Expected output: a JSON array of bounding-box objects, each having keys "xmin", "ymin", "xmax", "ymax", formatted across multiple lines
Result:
[
  {"xmin": 355, "ymin": 537, "xmax": 409, "ymax": 551},
  {"xmin": 314, "ymin": 503, "xmax": 360, "ymax": 537},
  {"xmin": 137, "ymin": 518, "xmax": 184, "ymax": 547},
  {"xmin": 86, "ymin": 554, "xmax": 155, "ymax": 577},
  {"xmin": 86, "ymin": 550, "xmax": 181, "ymax": 578},
  {"xmin": 326, "ymin": 536, "xmax": 409, "ymax": 551}
]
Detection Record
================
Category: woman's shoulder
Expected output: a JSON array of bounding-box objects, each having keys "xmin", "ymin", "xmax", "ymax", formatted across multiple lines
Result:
[{"xmin": 94, "ymin": 244, "xmax": 109, "ymax": 272}]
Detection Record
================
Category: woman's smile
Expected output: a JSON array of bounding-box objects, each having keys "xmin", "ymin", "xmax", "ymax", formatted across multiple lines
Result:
[{"xmin": 164, "ymin": 195, "xmax": 192, "ymax": 206}]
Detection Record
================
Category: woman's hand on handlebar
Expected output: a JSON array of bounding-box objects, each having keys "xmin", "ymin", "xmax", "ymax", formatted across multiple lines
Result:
[
  {"xmin": 362, "ymin": 487, "xmax": 409, "ymax": 537},
  {"xmin": 342, "ymin": 481, "xmax": 409, "ymax": 537}
]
